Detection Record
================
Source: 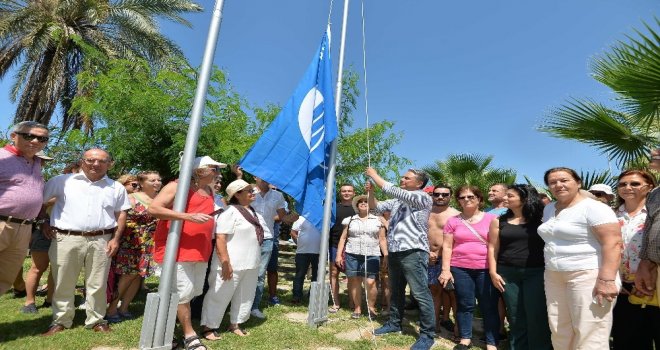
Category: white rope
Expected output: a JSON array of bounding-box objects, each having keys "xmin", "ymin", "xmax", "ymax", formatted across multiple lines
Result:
[
  {"xmin": 327, "ymin": 0, "xmax": 334, "ymax": 27},
  {"xmin": 360, "ymin": 1, "xmax": 378, "ymax": 346}
]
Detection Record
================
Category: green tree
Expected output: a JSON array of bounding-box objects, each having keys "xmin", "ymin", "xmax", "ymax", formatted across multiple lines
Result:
[
  {"xmin": 539, "ymin": 19, "xmax": 660, "ymax": 168},
  {"xmin": 0, "ymin": 0, "xmax": 202, "ymax": 130},
  {"xmin": 423, "ymin": 153, "xmax": 517, "ymax": 199}
]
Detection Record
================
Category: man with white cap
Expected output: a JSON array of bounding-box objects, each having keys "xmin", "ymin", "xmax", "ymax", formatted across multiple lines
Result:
[
  {"xmin": 148, "ymin": 155, "xmax": 225, "ymax": 349},
  {"xmin": 588, "ymin": 184, "xmax": 615, "ymax": 206}
]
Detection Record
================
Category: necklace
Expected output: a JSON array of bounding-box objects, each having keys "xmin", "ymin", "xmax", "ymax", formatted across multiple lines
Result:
[{"xmin": 460, "ymin": 212, "xmax": 481, "ymax": 223}]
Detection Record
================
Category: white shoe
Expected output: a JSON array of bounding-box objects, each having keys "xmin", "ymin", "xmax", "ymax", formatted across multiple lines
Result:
[{"xmin": 250, "ymin": 309, "xmax": 266, "ymax": 319}]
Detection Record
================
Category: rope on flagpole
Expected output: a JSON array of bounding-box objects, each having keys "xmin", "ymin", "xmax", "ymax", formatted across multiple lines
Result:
[
  {"xmin": 360, "ymin": 0, "xmax": 378, "ymax": 346},
  {"xmin": 327, "ymin": 0, "xmax": 334, "ymax": 27}
]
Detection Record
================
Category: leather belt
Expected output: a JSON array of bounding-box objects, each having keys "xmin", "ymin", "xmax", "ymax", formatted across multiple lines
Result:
[
  {"xmin": 52, "ymin": 227, "xmax": 115, "ymax": 237},
  {"xmin": 0, "ymin": 215, "xmax": 35, "ymax": 225}
]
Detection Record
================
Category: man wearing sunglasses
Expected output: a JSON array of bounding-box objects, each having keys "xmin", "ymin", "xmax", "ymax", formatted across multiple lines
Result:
[
  {"xmin": 365, "ymin": 167, "xmax": 435, "ymax": 350},
  {"xmin": 588, "ymin": 183, "xmax": 615, "ymax": 207},
  {"xmin": 0, "ymin": 121, "xmax": 50, "ymax": 296},
  {"xmin": 428, "ymin": 185, "xmax": 460, "ymax": 337}
]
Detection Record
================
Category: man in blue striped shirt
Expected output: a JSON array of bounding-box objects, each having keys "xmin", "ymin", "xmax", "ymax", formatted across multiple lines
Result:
[{"xmin": 366, "ymin": 167, "xmax": 435, "ymax": 350}]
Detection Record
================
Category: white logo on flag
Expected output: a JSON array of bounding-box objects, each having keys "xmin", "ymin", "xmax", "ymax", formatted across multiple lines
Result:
[{"xmin": 298, "ymin": 87, "xmax": 325, "ymax": 153}]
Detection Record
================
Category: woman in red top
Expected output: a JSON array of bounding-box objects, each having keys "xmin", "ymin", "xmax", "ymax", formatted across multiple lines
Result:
[{"xmin": 149, "ymin": 156, "xmax": 226, "ymax": 350}]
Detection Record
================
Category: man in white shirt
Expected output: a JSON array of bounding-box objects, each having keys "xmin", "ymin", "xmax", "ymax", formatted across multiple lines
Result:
[
  {"xmin": 290, "ymin": 216, "xmax": 321, "ymax": 303},
  {"xmin": 41, "ymin": 149, "xmax": 130, "ymax": 336}
]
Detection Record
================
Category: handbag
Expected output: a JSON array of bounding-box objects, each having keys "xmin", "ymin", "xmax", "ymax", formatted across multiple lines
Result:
[{"xmin": 628, "ymin": 288, "xmax": 659, "ymax": 308}]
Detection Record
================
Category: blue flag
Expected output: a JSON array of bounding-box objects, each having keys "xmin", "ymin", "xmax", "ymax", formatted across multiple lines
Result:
[{"xmin": 239, "ymin": 31, "xmax": 338, "ymax": 231}]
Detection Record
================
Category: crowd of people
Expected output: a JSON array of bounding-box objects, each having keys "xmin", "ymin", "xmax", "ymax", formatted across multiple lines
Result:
[{"xmin": 1, "ymin": 120, "xmax": 659, "ymax": 350}]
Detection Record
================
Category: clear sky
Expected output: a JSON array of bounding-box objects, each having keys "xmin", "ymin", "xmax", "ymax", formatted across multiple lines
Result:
[{"xmin": 1, "ymin": 0, "xmax": 658, "ymax": 184}]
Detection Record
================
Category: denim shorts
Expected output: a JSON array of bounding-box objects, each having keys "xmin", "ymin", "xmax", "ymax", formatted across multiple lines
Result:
[
  {"xmin": 30, "ymin": 226, "xmax": 52, "ymax": 252},
  {"xmin": 266, "ymin": 238, "xmax": 279, "ymax": 272},
  {"xmin": 345, "ymin": 253, "xmax": 380, "ymax": 279}
]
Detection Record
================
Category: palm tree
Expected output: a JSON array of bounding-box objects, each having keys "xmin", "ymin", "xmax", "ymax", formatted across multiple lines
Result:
[
  {"xmin": 0, "ymin": 0, "xmax": 202, "ymax": 131},
  {"xmin": 422, "ymin": 153, "xmax": 517, "ymax": 196},
  {"xmin": 539, "ymin": 18, "xmax": 660, "ymax": 168}
]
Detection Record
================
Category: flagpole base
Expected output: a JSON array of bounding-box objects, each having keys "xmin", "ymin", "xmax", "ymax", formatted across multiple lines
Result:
[
  {"xmin": 307, "ymin": 281, "xmax": 330, "ymax": 327},
  {"xmin": 139, "ymin": 292, "xmax": 179, "ymax": 349}
]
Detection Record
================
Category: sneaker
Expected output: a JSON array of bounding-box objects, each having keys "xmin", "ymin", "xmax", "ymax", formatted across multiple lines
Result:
[
  {"xmin": 373, "ymin": 322, "xmax": 402, "ymax": 336},
  {"xmin": 77, "ymin": 298, "xmax": 87, "ymax": 310},
  {"xmin": 269, "ymin": 296, "xmax": 281, "ymax": 306},
  {"xmin": 411, "ymin": 335, "xmax": 435, "ymax": 350},
  {"xmin": 250, "ymin": 309, "xmax": 266, "ymax": 319},
  {"xmin": 21, "ymin": 303, "xmax": 38, "ymax": 314}
]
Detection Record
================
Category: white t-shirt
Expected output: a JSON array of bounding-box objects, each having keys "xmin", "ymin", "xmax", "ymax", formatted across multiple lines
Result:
[
  {"xmin": 291, "ymin": 216, "xmax": 321, "ymax": 254},
  {"xmin": 215, "ymin": 206, "xmax": 264, "ymax": 270},
  {"xmin": 251, "ymin": 188, "xmax": 286, "ymax": 239},
  {"xmin": 538, "ymin": 198, "xmax": 618, "ymax": 271}
]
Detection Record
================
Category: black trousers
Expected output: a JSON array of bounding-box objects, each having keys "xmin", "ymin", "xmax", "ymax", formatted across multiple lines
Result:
[{"xmin": 611, "ymin": 283, "xmax": 660, "ymax": 350}]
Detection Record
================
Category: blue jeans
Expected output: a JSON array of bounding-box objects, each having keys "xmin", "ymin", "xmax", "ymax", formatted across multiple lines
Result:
[
  {"xmin": 388, "ymin": 249, "xmax": 435, "ymax": 339},
  {"xmin": 251, "ymin": 238, "xmax": 273, "ymax": 311},
  {"xmin": 451, "ymin": 266, "xmax": 500, "ymax": 345},
  {"xmin": 293, "ymin": 253, "xmax": 319, "ymax": 300}
]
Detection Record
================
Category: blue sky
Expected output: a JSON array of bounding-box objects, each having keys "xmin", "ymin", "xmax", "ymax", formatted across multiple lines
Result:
[{"xmin": 1, "ymin": 0, "xmax": 658, "ymax": 184}]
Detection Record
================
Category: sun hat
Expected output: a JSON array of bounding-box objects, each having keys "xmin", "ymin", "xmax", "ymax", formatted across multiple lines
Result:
[
  {"xmin": 35, "ymin": 151, "xmax": 54, "ymax": 161},
  {"xmin": 193, "ymin": 155, "xmax": 227, "ymax": 169},
  {"xmin": 588, "ymin": 184, "xmax": 614, "ymax": 196},
  {"xmin": 226, "ymin": 179, "xmax": 251, "ymax": 201},
  {"xmin": 352, "ymin": 194, "xmax": 369, "ymax": 213}
]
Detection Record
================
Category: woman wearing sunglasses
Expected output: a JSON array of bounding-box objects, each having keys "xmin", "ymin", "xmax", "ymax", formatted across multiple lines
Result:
[
  {"xmin": 611, "ymin": 169, "xmax": 659, "ymax": 349},
  {"xmin": 118, "ymin": 174, "xmax": 139, "ymax": 194},
  {"xmin": 538, "ymin": 167, "xmax": 621, "ymax": 350},
  {"xmin": 488, "ymin": 184, "xmax": 552, "ymax": 350},
  {"xmin": 439, "ymin": 186, "xmax": 500, "ymax": 350}
]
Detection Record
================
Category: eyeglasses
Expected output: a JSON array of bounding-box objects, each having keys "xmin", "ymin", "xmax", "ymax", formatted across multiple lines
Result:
[
  {"xmin": 238, "ymin": 187, "xmax": 256, "ymax": 194},
  {"xmin": 16, "ymin": 132, "xmax": 49, "ymax": 143},
  {"xmin": 617, "ymin": 181, "xmax": 647, "ymax": 189},
  {"xmin": 457, "ymin": 195, "xmax": 476, "ymax": 201},
  {"xmin": 82, "ymin": 158, "xmax": 110, "ymax": 165},
  {"xmin": 432, "ymin": 193, "xmax": 451, "ymax": 198},
  {"xmin": 589, "ymin": 191, "xmax": 607, "ymax": 198},
  {"xmin": 129, "ymin": 183, "xmax": 139, "ymax": 188}
]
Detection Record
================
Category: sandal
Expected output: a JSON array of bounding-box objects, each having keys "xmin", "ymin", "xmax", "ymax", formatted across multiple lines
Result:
[
  {"xmin": 227, "ymin": 326, "xmax": 249, "ymax": 336},
  {"xmin": 328, "ymin": 305, "xmax": 340, "ymax": 313},
  {"xmin": 118, "ymin": 311, "xmax": 134, "ymax": 320},
  {"xmin": 105, "ymin": 313, "xmax": 122, "ymax": 324},
  {"xmin": 201, "ymin": 328, "xmax": 222, "ymax": 341},
  {"xmin": 351, "ymin": 312, "xmax": 361, "ymax": 319},
  {"xmin": 183, "ymin": 335, "xmax": 207, "ymax": 350}
]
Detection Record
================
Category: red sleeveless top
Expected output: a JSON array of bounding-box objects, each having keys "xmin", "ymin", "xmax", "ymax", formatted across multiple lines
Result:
[{"xmin": 153, "ymin": 186, "xmax": 214, "ymax": 263}]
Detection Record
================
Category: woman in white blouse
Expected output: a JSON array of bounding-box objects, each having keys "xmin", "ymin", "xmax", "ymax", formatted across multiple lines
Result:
[
  {"xmin": 537, "ymin": 167, "xmax": 622, "ymax": 350},
  {"xmin": 336, "ymin": 195, "xmax": 387, "ymax": 319},
  {"xmin": 200, "ymin": 179, "xmax": 267, "ymax": 340},
  {"xmin": 611, "ymin": 169, "xmax": 658, "ymax": 349}
]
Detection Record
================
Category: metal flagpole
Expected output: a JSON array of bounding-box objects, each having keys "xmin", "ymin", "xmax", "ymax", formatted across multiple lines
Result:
[
  {"xmin": 139, "ymin": 0, "xmax": 227, "ymax": 348},
  {"xmin": 308, "ymin": 0, "xmax": 350, "ymax": 327}
]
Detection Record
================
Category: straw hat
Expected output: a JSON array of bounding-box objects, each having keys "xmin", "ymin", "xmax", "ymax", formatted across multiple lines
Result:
[
  {"xmin": 352, "ymin": 195, "xmax": 369, "ymax": 213},
  {"xmin": 225, "ymin": 179, "xmax": 251, "ymax": 201}
]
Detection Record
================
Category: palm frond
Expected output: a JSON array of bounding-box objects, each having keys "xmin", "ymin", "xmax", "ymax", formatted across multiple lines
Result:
[{"xmin": 579, "ymin": 169, "xmax": 615, "ymax": 190}]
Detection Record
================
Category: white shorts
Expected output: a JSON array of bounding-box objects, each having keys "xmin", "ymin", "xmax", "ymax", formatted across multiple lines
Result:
[{"xmin": 163, "ymin": 262, "xmax": 207, "ymax": 304}]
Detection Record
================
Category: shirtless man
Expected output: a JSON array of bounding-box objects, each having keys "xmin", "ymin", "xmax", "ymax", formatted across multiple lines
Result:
[{"xmin": 427, "ymin": 184, "xmax": 460, "ymax": 338}]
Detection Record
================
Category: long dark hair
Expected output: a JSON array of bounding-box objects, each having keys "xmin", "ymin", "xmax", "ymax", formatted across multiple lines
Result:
[{"xmin": 501, "ymin": 184, "xmax": 544, "ymax": 225}]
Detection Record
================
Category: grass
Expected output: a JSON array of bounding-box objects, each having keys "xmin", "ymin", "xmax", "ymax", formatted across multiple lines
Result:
[{"xmin": 0, "ymin": 246, "xmax": 491, "ymax": 350}]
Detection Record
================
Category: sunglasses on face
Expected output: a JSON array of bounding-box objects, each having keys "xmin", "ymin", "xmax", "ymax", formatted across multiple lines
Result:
[
  {"xmin": 617, "ymin": 181, "xmax": 647, "ymax": 189},
  {"xmin": 129, "ymin": 183, "xmax": 139, "ymax": 188},
  {"xmin": 457, "ymin": 195, "xmax": 476, "ymax": 201},
  {"xmin": 589, "ymin": 191, "xmax": 608, "ymax": 198},
  {"xmin": 432, "ymin": 192, "xmax": 451, "ymax": 198},
  {"xmin": 16, "ymin": 132, "xmax": 49, "ymax": 143},
  {"xmin": 238, "ymin": 187, "xmax": 255, "ymax": 194}
]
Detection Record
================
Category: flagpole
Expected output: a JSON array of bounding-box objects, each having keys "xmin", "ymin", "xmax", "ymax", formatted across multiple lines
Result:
[
  {"xmin": 139, "ymin": 0, "xmax": 226, "ymax": 348},
  {"xmin": 309, "ymin": 0, "xmax": 349, "ymax": 327}
]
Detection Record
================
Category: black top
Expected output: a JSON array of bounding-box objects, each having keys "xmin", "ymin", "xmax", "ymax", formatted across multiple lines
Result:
[
  {"xmin": 497, "ymin": 221, "xmax": 545, "ymax": 268},
  {"xmin": 330, "ymin": 203, "xmax": 356, "ymax": 247}
]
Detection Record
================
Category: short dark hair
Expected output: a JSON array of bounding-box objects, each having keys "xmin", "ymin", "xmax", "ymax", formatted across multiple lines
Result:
[
  {"xmin": 339, "ymin": 184, "xmax": 354, "ymax": 190},
  {"xmin": 543, "ymin": 167, "xmax": 581, "ymax": 185},
  {"xmin": 491, "ymin": 183, "xmax": 509, "ymax": 190},
  {"xmin": 433, "ymin": 184, "xmax": 452, "ymax": 195}
]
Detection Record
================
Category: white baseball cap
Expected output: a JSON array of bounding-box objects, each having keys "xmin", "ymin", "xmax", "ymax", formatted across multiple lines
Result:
[
  {"xmin": 588, "ymin": 184, "xmax": 614, "ymax": 196},
  {"xmin": 192, "ymin": 156, "xmax": 226, "ymax": 169},
  {"xmin": 225, "ymin": 179, "xmax": 251, "ymax": 201}
]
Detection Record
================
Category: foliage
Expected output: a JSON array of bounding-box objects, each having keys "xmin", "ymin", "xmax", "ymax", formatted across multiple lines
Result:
[
  {"xmin": 539, "ymin": 18, "xmax": 660, "ymax": 169},
  {"xmin": 423, "ymin": 153, "xmax": 517, "ymax": 204},
  {"xmin": 578, "ymin": 169, "xmax": 616, "ymax": 190},
  {"xmin": 0, "ymin": 0, "xmax": 202, "ymax": 130}
]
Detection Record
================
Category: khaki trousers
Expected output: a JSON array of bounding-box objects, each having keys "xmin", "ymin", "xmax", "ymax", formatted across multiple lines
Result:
[
  {"xmin": 545, "ymin": 269, "xmax": 619, "ymax": 350},
  {"xmin": 49, "ymin": 233, "xmax": 111, "ymax": 328},
  {"xmin": 0, "ymin": 221, "xmax": 31, "ymax": 295}
]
